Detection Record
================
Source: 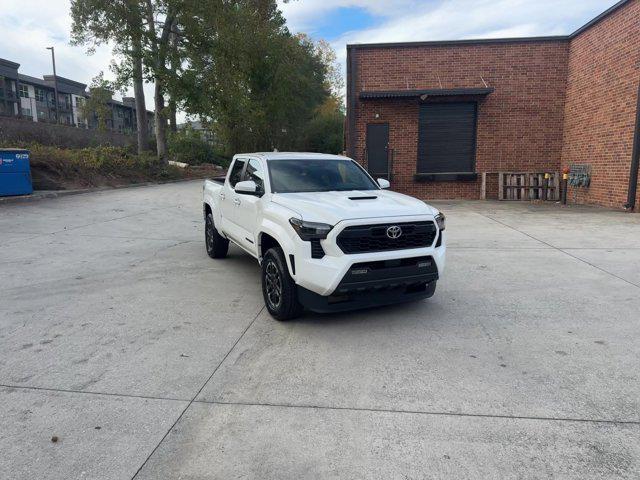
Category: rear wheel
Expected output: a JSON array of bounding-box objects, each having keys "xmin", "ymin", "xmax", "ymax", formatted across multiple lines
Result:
[
  {"xmin": 205, "ymin": 212, "xmax": 229, "ymax": 259},
  {"xmin": 262, "ymin": 247, "xmax": 303, "ymax": 320}
]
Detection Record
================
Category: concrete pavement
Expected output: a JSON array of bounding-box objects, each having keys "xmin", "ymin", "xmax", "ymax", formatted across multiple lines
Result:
[{"xmin": 1, "ymin": 181, "xmax": 639, "ymax": 479}]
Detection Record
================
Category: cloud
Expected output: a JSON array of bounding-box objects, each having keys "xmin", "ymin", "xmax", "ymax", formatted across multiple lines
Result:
[
  {"xmin": 2, "ymin": 0, "xmax": 622, "ymax": 116},
  {"xmin": 280, "ymin": 0, "xmax": 621, "ymax": 92},
  {"xmin": 0, "ymin": 0, "xmax": 158, "ymax": 113},
  {"xmin": 333, "ymin": 0, "xmax": 606, "ymax": 45}
]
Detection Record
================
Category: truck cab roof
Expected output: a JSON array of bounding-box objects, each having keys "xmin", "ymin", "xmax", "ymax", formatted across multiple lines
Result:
[{"xmin": 233, "ymin": 152, "xmax": 349, "ymax": 162}]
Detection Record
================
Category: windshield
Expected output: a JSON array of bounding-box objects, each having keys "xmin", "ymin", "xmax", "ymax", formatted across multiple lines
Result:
[{"xmin": 268, "ymin": 159, "xmax": 379, "ymax": 193}]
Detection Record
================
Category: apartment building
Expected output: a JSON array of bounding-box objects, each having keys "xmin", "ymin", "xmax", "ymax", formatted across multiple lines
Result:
[
  {"xmin": 0, "ymin": 58, "xmax": 154, "ymax": 136},
  {"xmin": 178, "ymin": 120, "xmax": 215, "ymax": 144},
  {"xmin": 0, "ymin": 59, "xmax": 20, "ymax": 118},
  {"xmin": 17, "ymin": 74, "xmax": 77, "ymax": 126}
]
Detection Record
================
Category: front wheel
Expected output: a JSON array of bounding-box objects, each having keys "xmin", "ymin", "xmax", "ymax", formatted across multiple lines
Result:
[
  {"xmin": 262, "ymin": 247, "xmax": 303, "ymax": 321},
  {"xmin": 205, "ymin": 212, "xmax": 229, "ymax": 259}
]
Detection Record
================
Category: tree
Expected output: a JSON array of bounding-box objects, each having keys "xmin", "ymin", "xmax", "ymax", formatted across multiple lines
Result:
[
  {"xmin": 303, "ymin": 39, "xmax": 345, "ymax": 154},
  {"xmin": 72, "ymin": 0, "xmax": 183, "ymax": 162},
  {"xmin": 304, "ymin": 96, "xmax": 345, "ymax": 154},
  {"xmin": 167, "ymin": 27, "xmax": 180, "ymax": 133},
  {"xmin": 179, "ymin": 0, "xmax": 330, "ymax": 154},
  {"xmin": 140, "ymin": 1, "xmax": 177, "ymax": 162},
  {"xmin": 71, "ymin": 0, "xmax": 343, "ymax": 160},
  {"xmin": 70, "ymin": 0, "xmax": 149, "ymax": 154},
  {"xmin": 308, "ymin": 37, "xmax": 345, "ymax": 98},
  {"xmin": 79, "ymin": 73, "xmax": 113, "ymax": 132}
]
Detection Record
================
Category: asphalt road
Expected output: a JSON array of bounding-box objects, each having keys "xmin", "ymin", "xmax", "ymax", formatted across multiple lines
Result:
[{"xmin": 1, "ymin": 180, "xmax": 640, "ymax": 479}]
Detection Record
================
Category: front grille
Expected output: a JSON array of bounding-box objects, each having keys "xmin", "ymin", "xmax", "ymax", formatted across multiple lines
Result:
[{"xmin": 337, "ymin": 221, "xmax": 437, "ymax": 254}]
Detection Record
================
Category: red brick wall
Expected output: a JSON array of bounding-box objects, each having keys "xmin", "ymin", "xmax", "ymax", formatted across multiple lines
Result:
[
  {"xmin": 561, "ymin": 0, "xmax": 640, "ymax": 209},
  {"xmin": 351, "ymin": 41, "xmax": 569, "ymax": 200},
  {"xmin": 348, "ymin": 0, "xmax": 640, "ymax": 206}
]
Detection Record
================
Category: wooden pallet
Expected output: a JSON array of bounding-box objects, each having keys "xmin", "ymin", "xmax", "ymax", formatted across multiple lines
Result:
[{"xmin": 498, "ymin": 172, "xmax": 560, "ymax": 201}]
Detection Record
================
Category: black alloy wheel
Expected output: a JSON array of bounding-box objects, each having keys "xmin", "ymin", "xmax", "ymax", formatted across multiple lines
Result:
[{"xmin": 261, "ymin": 247, "xmax": 303, "ymax": 320}]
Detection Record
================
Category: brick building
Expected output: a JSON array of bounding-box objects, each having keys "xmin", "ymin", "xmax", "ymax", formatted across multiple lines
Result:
[{"xmin": 346, "ymin": 0, "xmax": 640, "ymax": 209}]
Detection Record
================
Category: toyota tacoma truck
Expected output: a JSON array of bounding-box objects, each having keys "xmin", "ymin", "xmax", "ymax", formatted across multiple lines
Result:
[{"xmin": 202, "ymin": 152, "xmax": 446, "ymax": 320}]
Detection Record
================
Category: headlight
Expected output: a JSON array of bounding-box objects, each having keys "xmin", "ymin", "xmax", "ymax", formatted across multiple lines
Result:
[
  {"xmin": 289, "ymin": 218, "xmax": 333, "ymax": 241},
  {"xmin": 435, "ymin": 212, "xmax": 446, "ymax": 231}
]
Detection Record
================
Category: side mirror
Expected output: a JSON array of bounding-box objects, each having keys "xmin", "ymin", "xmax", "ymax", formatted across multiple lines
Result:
[
  {"xmin": 235, "ymin": 180, "xmax": 258, "ymax": 195},
  {"xmin": 377, "ymin": 178, "xmax": 390, "ymax": 189}
]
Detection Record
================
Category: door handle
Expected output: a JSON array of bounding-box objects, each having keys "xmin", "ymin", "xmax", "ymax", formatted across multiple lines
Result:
[
  {"xmin": 219, "ymin": 192, "xmax": 225, "ymax": 200},
  {"xmin": 233, "ymin": 198, "xmax": 241, "ymax": 206}
]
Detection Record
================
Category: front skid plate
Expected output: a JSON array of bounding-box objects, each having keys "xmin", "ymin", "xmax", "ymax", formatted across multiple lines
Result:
[{"xmin": 297, "ymin": 281, "xmax": 437, "ymax": 314}]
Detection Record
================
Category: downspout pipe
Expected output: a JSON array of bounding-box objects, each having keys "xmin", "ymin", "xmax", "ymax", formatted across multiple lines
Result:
[
  {"xmin": 625, "ymin": 80, "xmax": 640, "ymax": 210},
  {"xmin": 347, "ymin": 47, "xmax": 358, "ymax": 159}
]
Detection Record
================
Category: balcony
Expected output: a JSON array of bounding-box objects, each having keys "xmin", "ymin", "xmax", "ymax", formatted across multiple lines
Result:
[{"xmin": 0, "ymin": 89, "xmax": 18, "ymax": 101}]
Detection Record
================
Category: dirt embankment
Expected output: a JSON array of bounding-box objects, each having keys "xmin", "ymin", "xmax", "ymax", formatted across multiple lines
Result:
[{"xmin": 22, "ymin": 144, "xmax": 224, "ymax": 191}]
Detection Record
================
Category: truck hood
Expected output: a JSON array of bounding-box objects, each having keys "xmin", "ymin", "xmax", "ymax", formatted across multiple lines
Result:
[{"xmin": 271, "ymin": 190, "xmax": 438, "ymax": 224}]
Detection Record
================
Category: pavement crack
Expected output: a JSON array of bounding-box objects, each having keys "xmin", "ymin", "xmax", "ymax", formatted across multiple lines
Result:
[
  {"xmin": 192, "ymin": 399, "xmax": 640, "ymax": 427},
  {"xmin": 0, "ymin": 383, "xmax": 188, "ymax": 402},
  {"xmin": 75, "ymin": 233, "xmax": 197, "ymax": 242},
  {"xmin": 130, "ymin": 305, "xmax": 265, "ymax": 479},
  {"xmin": 476, "ymin": 212, "xmax": 640, "ymax": 290},
  {"xmin": 126, "ymin": 240, "xmax": 196, "ymax": 269},
  {"xmin": 51, "ymin": 207, "xmax": 168, "ymax": 235}
]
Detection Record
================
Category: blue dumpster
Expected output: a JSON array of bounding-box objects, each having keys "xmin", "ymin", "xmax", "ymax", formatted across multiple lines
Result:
[{"xmin": 0, "ymin": 149, "xmax": 33, "ymax": 196}]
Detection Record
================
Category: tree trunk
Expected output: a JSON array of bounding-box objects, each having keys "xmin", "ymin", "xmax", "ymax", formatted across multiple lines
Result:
[
  {"xmin": 154, "ymin": 81, "xmax": 168, "ymax": 163},
  {"xmin": 143, "ymin": 0, "xmax": 174, "ymax": 164},
  {"xmin": 132, "ymin": 40, "xmax": 148, "ymax": 155},
  {"xmin": 153, "ymin": 87, "xmax": 169, "ymax": 163},
  {"xmin": 169, "ymin": 98, "xmax": 177, "ymax": 133},
  {"xmin": 168, "ymin": 29, "xmax": 179, "ymax": 133}
]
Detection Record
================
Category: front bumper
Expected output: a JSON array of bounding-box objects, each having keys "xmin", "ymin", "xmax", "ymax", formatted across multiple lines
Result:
[
  {"xmin": 290, "ymin": 214, "xmax": 446, "ymax": 297},
  {"xmin": 297, "ymin": 254, "xmax": 439, "ymax": 313}
]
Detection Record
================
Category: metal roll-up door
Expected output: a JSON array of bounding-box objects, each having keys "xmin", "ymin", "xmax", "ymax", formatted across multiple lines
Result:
[{"xmin": 417, "ymin": 102, "xmax": 477, "ymax": 174}]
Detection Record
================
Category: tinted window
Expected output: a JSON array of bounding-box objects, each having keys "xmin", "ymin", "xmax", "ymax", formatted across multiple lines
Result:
[
  {"xmin": 228, "ymin": 159, "xmax": 246, "ymax": 187},
  {"xmin": 244, "ymin": 159, "xmax": 265, "ymax": 192},
  {"xmin": 269, "ymin": 159, "xmax": 378, "ymax": 193}
]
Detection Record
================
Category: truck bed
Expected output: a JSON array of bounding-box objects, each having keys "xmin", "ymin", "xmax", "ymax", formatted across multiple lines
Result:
[{"xmin": 207, "ymin": 176, "xmax": 226, "ymax": 185}]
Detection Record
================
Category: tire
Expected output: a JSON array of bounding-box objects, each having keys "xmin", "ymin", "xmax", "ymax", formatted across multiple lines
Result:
[
  {"xmin": 205, "ymin": 212, "xmax": 229, "ymax": 259},
  {"xmin": 262, "ymin": 247, "xmax": 303, "ymax": 321}
]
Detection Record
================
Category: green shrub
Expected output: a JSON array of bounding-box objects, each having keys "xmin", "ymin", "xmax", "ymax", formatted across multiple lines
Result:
[
  {"xmin": 303, "ymin": 98, "xmax": 345, "ymax": 154},
  {"xmin": 29, "ymin": 144, "xmax": 160, "ymax": 173},
  {"xmin": 168, "ymin": 127, "xmax": 229, "ymax": 166},
  {"xmin": 18, "ymin": 143, "xmax": 184, "ymax": 187}
]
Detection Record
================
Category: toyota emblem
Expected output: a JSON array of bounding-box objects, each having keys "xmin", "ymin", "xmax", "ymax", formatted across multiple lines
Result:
[{"xmin": 386, "ymin": 225, "xmax": 402, "ymax": 239}]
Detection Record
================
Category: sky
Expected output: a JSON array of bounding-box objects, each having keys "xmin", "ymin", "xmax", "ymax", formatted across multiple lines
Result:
[{"xmin": 0, "ymin": 0, "xmax": 620, "ymax": 120}]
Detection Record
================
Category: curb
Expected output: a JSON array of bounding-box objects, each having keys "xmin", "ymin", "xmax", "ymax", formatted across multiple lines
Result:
[{"xmin": 0, "ymin": 177, "xmax": 207, "ymax": 205}]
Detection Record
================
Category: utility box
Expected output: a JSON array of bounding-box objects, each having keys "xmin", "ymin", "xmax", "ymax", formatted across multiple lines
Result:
[{"xmin": 0, "ymin": 149, "xmax": 33, "ymax": 196}]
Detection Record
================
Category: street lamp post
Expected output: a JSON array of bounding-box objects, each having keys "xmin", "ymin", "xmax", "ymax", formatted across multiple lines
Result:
[{"xmin": 46, "ymin": 46, "xmax": 59, "ymax": 124}]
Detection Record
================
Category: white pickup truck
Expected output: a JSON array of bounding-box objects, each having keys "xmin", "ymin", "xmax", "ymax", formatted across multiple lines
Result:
[{"xmin": 202, "ymin": 152, "xmax": 446, "ymax": 320}]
